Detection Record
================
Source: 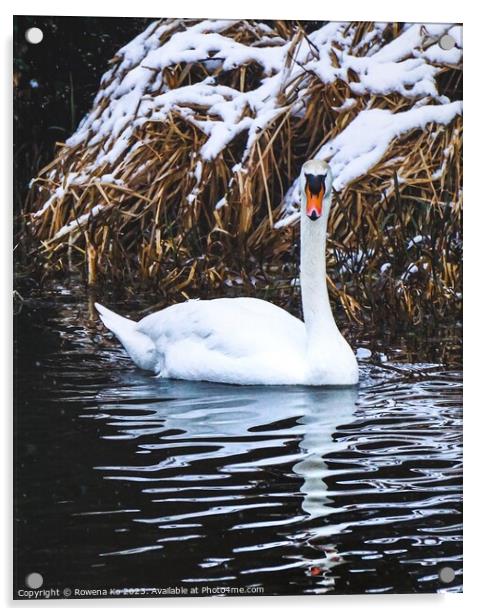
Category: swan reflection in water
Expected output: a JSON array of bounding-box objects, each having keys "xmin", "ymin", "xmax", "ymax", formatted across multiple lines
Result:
[{"xmin": 90, "ymin": 374, "xmax": 359, "ymax": 591}]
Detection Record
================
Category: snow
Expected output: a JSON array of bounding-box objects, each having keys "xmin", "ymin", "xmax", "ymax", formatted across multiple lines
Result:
[
  {"xmin": 327, "ymin": 102, "xmax": 461, "ymax": 190},
  {"xmin": 407, "ymin": 235, "xmax": 424, "ymax": 249},
  {"xmin": 401, "ymin": 263, "xmax": 419, "ymax": 281},
  {"xmin": 51, "ymin": 205, "xmax": 105, "ymax": 241},
  {"xmin": 186, "ymin": 160, "xmax": 204, "ymax": 204},
  {"xmin": 35, "ymin": 19, "xmax": 461, "ymax": 222},
  {"xmin": 278, "ymin": 101, "xmax": 462, "ymax": 221},
  {"xmin": 99, "ymin": 174, "xmax": 124, "ymax": 186},
  {"xmin": 337, "ymin": 248, "xmax": 375, "ymax": 274},
  {"xmin": 356, "ymin": 347, "xmax": 372, "ymax": 359},
  {"xmin": 332, "ymin": 98, "xmax": 356, "ymax": 112},
  {"xmin": 66, "ymin": 19, "xmax": 291, "ymax": 165},
  {"xmin": 214, "ymin": 197, "xmax": 227, "ymax": 209},
  {"xmin": 32, "ymin": 171, "xmax": 109, "ymax": 218},
  {"xmin": 274, "ymin": 210, "xmax": 300, "ymax": 229},
  {"xmin": 62, "ymin": 20, "xmax": 461, "ymax": 174},
  {"xmin": 420, "ymin": 44, "xmax": 461, "ymax": 66}
]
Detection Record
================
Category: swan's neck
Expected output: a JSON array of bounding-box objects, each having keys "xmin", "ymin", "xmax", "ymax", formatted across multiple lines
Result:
[{"xmin": 300, "ymin": 202, "xmax": 338, "ymax": 350}]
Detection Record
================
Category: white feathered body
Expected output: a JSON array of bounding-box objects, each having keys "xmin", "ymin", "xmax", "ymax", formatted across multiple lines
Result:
[
  {"xmin": 95, "ymin": 160, "xmax": 359, "ymax": 387},
  {"xmin": 96, "ymin": 297, "xmax": 357, "ymax": 386}
]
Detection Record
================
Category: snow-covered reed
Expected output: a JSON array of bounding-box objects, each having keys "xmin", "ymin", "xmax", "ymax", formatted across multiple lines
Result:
[{"xmin": 25, "ymin": 19, "xmax": 462, "ymax": 324}]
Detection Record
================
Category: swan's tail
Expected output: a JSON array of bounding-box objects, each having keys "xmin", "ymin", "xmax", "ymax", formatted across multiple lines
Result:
[{"xmin": 95, "ymin": 303, "xmax": 157, "ymax": 372}]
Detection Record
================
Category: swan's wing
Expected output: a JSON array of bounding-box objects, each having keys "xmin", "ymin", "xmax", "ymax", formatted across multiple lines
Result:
[{"xmin": 136, "ymin": 297, "xmax": 307, "ymax": 384}]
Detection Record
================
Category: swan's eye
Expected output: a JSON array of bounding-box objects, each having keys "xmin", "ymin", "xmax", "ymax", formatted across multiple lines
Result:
[{"xmin": 305, "ymin": 174, "xmax": 324, "ymax": 220}]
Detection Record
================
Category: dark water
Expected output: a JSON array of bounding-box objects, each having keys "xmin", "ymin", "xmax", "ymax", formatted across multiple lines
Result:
[{"xmin": 14, "ymin": 285, "xmax": 462, "ymax": 597}]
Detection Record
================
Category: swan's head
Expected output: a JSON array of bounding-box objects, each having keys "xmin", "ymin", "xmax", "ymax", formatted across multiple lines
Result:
[{"xmin": 300, "ymin": 159, "xmax": 333, "ymax": 222}]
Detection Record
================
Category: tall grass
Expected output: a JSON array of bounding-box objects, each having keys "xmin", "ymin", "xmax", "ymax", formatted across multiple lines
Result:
[{"xmin": 21, "ymin": 20, "xmax": 462, "ymax": 326}]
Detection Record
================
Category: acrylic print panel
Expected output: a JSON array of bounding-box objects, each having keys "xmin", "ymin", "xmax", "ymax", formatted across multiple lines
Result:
[{"xmin": 13, "ymin": 16, "xmax": 462, "ymax": 599}]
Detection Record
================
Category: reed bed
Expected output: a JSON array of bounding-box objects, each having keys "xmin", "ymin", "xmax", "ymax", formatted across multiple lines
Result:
[{"xmin": 22, "ymin": 19, "xmax": 462, "ymax": 326}]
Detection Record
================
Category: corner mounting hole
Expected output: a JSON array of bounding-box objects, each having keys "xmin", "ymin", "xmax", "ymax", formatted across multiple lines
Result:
[
  {"xmin": 25, "ymin": 27, "xmax": 44, "ymax": 45},
  {"xmin": 439, "ymin": 34, "xmax": 455, "ymax": 51},
  {"xmin": 439, "ymin": 566, "xmax": 455, "ymax": 584},
  {"xmin": 25, "ymin": 572, "xmax": 43, "ymax": 589}
]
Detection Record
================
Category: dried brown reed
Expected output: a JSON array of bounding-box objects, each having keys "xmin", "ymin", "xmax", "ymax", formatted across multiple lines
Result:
[{"xmin": 21, "ymin": 19, "xmax": 462, "ymax": 326}]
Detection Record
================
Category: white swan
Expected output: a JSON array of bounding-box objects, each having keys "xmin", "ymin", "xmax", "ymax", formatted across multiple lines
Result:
[{"xmin": 96, "ymin": 159, "xmax": 358, "ymax": 386}]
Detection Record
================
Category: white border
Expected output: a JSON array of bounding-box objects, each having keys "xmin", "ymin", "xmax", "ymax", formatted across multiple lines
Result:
[{"xmin": 2, "ymin": 1, "xmax": 474, "ymax": 613}]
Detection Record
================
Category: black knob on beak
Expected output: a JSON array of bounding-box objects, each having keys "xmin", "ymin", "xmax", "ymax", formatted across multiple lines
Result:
[{"xmin": 305, "ymin": 173, "xmax": 325, "ymax": 196}]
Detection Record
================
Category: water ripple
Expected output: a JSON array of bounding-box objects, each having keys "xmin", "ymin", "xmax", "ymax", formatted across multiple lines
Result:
[{"xmin": 15, "ymin": 295, "xmax": 462, "ymax": 594}]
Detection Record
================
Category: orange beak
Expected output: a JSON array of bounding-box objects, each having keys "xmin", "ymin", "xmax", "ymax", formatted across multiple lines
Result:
[{"xmin": 305, "ymin": 185, "xmax": 324, "ymax": 220}]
